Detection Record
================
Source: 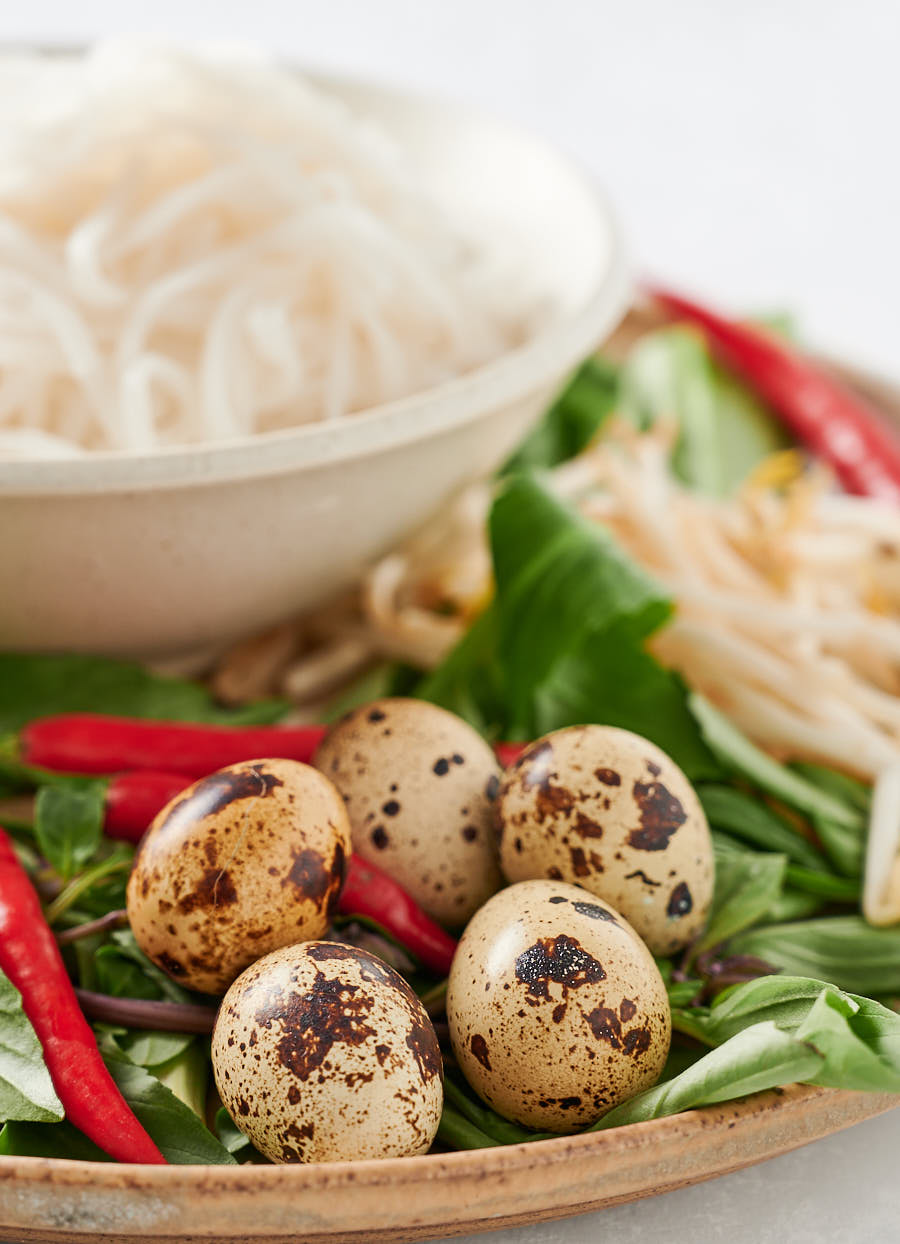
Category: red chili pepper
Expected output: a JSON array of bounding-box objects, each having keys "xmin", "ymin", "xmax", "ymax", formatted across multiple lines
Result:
[
  {"xmin": 20, "ymin": 713, "xmax": 525, "ymax": 781},
  {"xmin": 0, "ymin": 828, "xmax": 165, "ymax": 1164},
  {"xmin": 647, "ymin": 284, "xmax": 900, "ymax": 504},
  {"xmin": 494, "ymin": 741, "xmax": 527, "ymax": 769},
  {"xmin": 19, "ymin": 714, "xmax": 328, "ymax": 778},
  {"xmin": 337, "ymin": 856, "xmax": 458, "ymax": 977},
  {"xmin": 103, "ymin": 770, "xmax": 190, "ymax": 842}
]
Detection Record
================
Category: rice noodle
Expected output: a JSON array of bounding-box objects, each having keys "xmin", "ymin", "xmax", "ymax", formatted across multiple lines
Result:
[{"xmin": 0, "ymin": 41, "xmax": 541, "ymax": 457}]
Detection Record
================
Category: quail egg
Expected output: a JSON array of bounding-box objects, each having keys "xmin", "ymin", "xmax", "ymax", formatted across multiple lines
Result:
[
  {"xmin": 315, "ymin": 698, "xmax": 502, "ymax": 928},
  {"xmin": 496, "ymin": 726, "xmax": 713, "ymax": 954},
  {"xmin": 447, "ymin": 879, "xmax": 670, "ymax": 1132},
  {"xmin": 127, "ymin": 758, "xmax": 350, "ymax": 994},
  {"xmin": 212, "ymin": 941, "xmax": 443, "ymax": 1162}
]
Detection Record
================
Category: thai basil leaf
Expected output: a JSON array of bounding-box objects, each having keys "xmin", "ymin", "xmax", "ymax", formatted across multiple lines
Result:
[
  {"xmin": 689, "ymin": 695, "xmax": 862, "ymax": 829},
  {"xmin": 101, "ymin": 1046, "xmax": 234, "ymax": 1165},
  {"xmin": 34, "ymin": 781, "xmax": 106, "ymax": 881},
  {"xmin": 791, "ymin": 763, "xmax": 871, "ymax": 815},
  {"xmin": 501, "ymin": 357, "xmax": 618, "ymax": 474},
  {"xmin": 0, "ymin": 971, "xmax": 63, "ymax": 1124},
  {"xmin": 418, "ymin": 607, "xmax": 507, "ymax": 739},
  {"xmin": 696, "ymin": 835, "xmax": 786, "ymax": 953},
  {"xmin": 0, "ymin": 652, "xmax": 287, "ymax": 735},
  {"xmin": 765, "ymin": 888, "xmax": 824, "ymax": 922},
  {"xmin": 730, "ymin": 917, "xmax": 900, "ymax": 995},
  {"xmin": 698, "ymin": 784, "xmax": 828, "ymax": 871},
  {"xmin": 214, "ymin": 1105, "xmax": 253, "ymax": 1156},
  {"xmin": 796, "ymin": 990, "xmax": 900, "ymax": 1093},
  {"xmin": 592, "ymin": 1021, "xmax": 823, "ymax": 1128}
]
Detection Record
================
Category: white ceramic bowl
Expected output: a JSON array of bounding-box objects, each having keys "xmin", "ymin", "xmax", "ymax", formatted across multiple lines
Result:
[{"xmin": 0, "ymin": 71, "xmax": 629, "ymax": 665}]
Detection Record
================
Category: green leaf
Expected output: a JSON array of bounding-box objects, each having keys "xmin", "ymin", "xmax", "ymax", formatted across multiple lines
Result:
[
  {"xmin": 593, "ymin": 1021, "xmax": 823, "ymax": 1128},
  {"xmin": 782, "ymin": 864, "xmax": 858, "ymax": 902},
  {"xmin": 214, "ymin": 1105, "xmax": 254, "ymax": 1156},
  {"xmin": 797, "ymin": 990, "xmax": 900, "ymax": 1093},
  {"xmin": 418, "ymin": 607, "xmax": 507, "ymax": 738},
  {"xmin": 501, "ymin": 357, "xmax": 619, "ymax": 474},
  {"xmin": 0, "ymin": 652, "xmax": 287, "ymax": 736},
  {"xmin": 765, "ymin": 888, "xmax": 824, "ymax": 922},
  {"xmin": 0, "ymin": 1119, "xmax": 110, "ymax": 1161},
  {"xmin": 114, "ymin": 1031, "xmax": 195, "ymax": 1070},
  {"xmin": 94, "ymin": 930, "xmax": 194, "ymax": 1004},
  {"xmin": 697, "ymin": 835, "xmax": 787, "ymax": 953},
  {"xmin": 790, "ymin": 763, "xmax": 871, "ymax": 815},
  {"xmin": 422, "ymin": 474, "xmax": 719, "ymax": 778},
  {"xmin": 101, "ymin": 1047, "xmax": 235, "ymax": 1165},
  {"xmin": 0, "ymin": 971, "xmax": 64, "ymax": 1124},
  {"xmin": 811, "ymin": 814, "xmax": 865, "ymax": 879},
  {"xmin": 698, "ymin": 784, "xmax": 829, "ymax": 871},
  {"xmin": 730, "ymin": 918, "xmax": 900, "ymax": 995},
  {"xmin": 490, "ymin": 476, "xmax": 670, "ymax": 728},
  {"xmin": 153, "ymin": 1042, "xmax": 209, "ymax": 1118},
  {"xmin": 620, "ymin": 326, "xmax": 789, "ymax": 496},
  {"xmin": 34, "ymin": 781, "xmax": 106, "ymax": 881},
  {"xmin": 673, "ymin": 975, "xmax": 865, "ymax": 1046},
  {"xmin": 689, "ymin": 695, "xmax": 863, "ymax": 829}
]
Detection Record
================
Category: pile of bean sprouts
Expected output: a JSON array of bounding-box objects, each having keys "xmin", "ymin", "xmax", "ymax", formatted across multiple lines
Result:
[{"xmin": 0, "ymin": 42, "xmax": 538, "ymax": 458}]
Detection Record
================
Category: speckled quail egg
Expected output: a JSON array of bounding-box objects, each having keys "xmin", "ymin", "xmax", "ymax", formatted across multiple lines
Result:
[
  {"xmin": 496, "ymin": 726, "xmax": 713, "ymax": 955},
  {"xmin": 127, "ymin": 758, "xmax": 351, "ymax": 994},
  {"xmin": 314, "ymin": 698, "xmax": 502, "ymax": 928},
  {"xmin": 211, "ymin": 940, "xmax": 443, "ymax": 1162},
  {"xmin": 447, "ymin": 880, "xmax": 670, "ymax": 1132}
]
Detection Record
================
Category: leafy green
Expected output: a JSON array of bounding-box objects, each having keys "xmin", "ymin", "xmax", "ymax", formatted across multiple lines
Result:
[
  {"xmin": 0, "ymin": 971, "xmax": 63, "ymax": 1124},
  {"xmin": 94, "ymin": 930, "xmax": 194, "ymax": 1004},
  {"xmin": 672, "ymin": 975, "xmax": 887, "ymax": 1047},
  {"xmin": 0, "ymin": 652, "xmax": 287, "ymax": 736},
  {"xmin": 596, "ymin": 982, "xmax": 900, "ymax": 1128},
  {"xmin": 501, "ymin": 357, "xmax": 618, "ymax": 474},
  {"xmin": 443, "ymin": 1074, "xmax": 540, "ymax": 1146},
  {"xmin": 782, "ymin": 864, "xmax": 858, "ymax": 902},
  {"xmin": 0, "ymin": 1120, "xmax": 110, "ymax": 1161},
  {"xmin": 730, "ymin": 918, "xmax": 900, "ymax": 995},
  {"xmin": 153, "ymin": 1042, "xmax": 208, "ymax": 1118},
  {"xmin": 791, "ymin": 763, "xmax": 871, "ymax": 815},
  {"xmin": 765, "ymin": 888, "xmax": 825, "ymax": 922},
  {"xmin": 594, "ymin": 1021, "xmax": 822, "ymax": 1127},
  {"xmin": 689, "ymin": 695, "xmax": 862, "ymax": 828},
  {"xmin": 423, "ymin": 475, "xmax": 719, "ymax": 779},
  {"xmin": 101, "ymin": 1046, "xmax": 234, "ymax": 1165},
  {"xmin": 620, "ymin": 326, "xmax": 789, "ymax": 496},
  {"xmin": 811, "ymin": 814, "xmax": 865, "ymax": 879},
  {"xmin": 698, "ymin": 783, "xmax": 828, "ymax": 871},
  {"xmin": 113, "ymin": 1031, "xmax": 195, "ymax": 1070},
  {"xmin": 214, "ymin": 1105, "xmax": 254, "ymax": 1157},
  {"xmin": 697, "ymin": 835, "xmax": 786, "ymax": 953},
  {"xmin": 34, "ymin": 781, "xmax": 106, "ymax": 880}
]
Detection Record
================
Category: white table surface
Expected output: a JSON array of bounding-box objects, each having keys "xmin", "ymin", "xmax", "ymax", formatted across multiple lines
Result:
[{"xmin": 7, "ymin": 3, "xmax": 900, "ymax": 1241}]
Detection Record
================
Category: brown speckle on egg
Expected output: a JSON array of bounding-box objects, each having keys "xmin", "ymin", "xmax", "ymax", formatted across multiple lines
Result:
[
  {"xmin": 314, "ymin": 699, "xmax": 502, "ymax": 928},
  {"xmin": 212, "ymin": 942, "xmax": 443, "ymax": 1163},
  {"xmin": 496, "ymin": 726, "xmax": 713, "ymax": 954},
  {"xmin": 447, "ymin": 881, "xmax": 670, "ymax": 1132},
  {"xmin": 126, "ymin": 759, "xmax": 351, "ymax": 994}
]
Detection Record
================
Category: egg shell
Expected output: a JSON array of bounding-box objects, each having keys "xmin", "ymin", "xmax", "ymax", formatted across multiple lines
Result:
[
  {"xmin": 314, "ymin": 698, "xmax": 502, "ymax": 928},
  {"xmin": 127, "ymin": 758, "xmax": 351, "ymax": 994},
  {"xmin": 211, "ymin": 940, "xmax": 443, "ymax": 1163},
  {"xmin": 447, "ymin": 880, "xmax": 670, "ymax": 1132},
  {"xmin": 497, "ymin": 725, "xmax": 714, "ymax": 955}
]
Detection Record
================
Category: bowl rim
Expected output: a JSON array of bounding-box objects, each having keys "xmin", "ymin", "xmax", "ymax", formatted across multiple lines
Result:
[{"xmin": 0, "ymin": 66, "xmax": 630, "ymax": 496}]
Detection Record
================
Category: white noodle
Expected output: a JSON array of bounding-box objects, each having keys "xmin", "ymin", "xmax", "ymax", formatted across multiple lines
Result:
[
  {"xmin": 0, "ymin": 41, "xmax": 540, "ymax": 457},
  {"xmin": 864, "ymin": 766, "xmax": 900, "ymax": 926}
]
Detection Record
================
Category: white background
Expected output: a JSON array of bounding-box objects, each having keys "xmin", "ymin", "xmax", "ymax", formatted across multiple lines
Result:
[{"xmin": 7, "ymin": 3, "xmax": 900, "ymax": 1242}]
